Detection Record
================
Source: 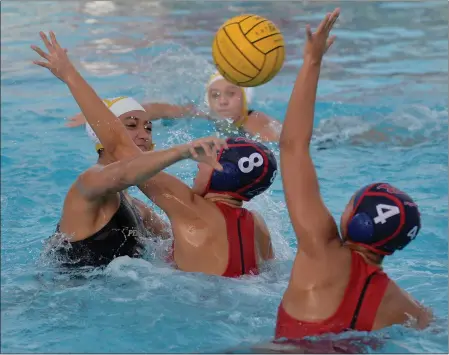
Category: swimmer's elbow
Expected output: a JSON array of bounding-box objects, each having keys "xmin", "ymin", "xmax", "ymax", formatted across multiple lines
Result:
[
  {"xmin": 109, "ymin": 143, "xmax": 141, "ymax": 162},
  {"xmin": 279, "ymin": 134, "xmax": 309, "ymax": 153},
  {"xmin": 416, "ymin": 307, "xmax": 434, "ymax": 329},
  {"xmin": 408, "ymin": 298, "xmax": 434, "ymax": 330},
  {"xmin": 395, "ymin": 303, "xmax": 434, "ymax": 330}
]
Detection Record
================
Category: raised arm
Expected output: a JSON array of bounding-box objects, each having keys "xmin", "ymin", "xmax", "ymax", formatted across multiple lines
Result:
[
  {"xmin": 31, "ymin": 31, "xmax": 219, "ymax": 221},
  {"xmin": 279, "ymin": 9, "xmax": 340, "ymax": 256},
  {"xmin": 65, "ymin": 103, "xmax": 207, "ymax": 127},
  {"xmin": 32, "ymin": 31, "xmax": 140, "ymax": 160},
  {"xmin": 75, "ymin": 137, "xmax": 226, "ymax": 201}
]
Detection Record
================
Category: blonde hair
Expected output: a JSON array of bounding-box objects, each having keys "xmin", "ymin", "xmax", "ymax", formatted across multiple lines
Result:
[
  {"xmin": 204, "ymin": 72, "xmax": 255, "ymax": 128},
  {"xmin": 344, "ymin": 241, "xmax": 384, "ymax": 266}
]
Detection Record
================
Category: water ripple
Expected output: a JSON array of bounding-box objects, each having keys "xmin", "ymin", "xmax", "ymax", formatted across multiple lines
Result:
[{"xmin": 1, "ymin": 1, "xmax": 447, "ymax": 353}]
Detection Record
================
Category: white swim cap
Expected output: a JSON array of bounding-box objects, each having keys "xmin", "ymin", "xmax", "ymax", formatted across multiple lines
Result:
[
  {"xmin": 204, "ymin": 72, "xmax": 254, "ymax": 107},
  {"xmin": 85, "ymin": 96, "xmax": 146, "ymax": 152}
]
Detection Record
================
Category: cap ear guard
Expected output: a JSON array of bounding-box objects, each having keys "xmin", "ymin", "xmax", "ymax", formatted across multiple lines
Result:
[
  {"xmin": 346, "ymin": 182, "xmax": 422, "ymax": 255},
  {"xmin": 209, "ymin": 162, "xmax": 241, "ymax": 192},
  {"xmin": 347, "ymin": 212, "xmax": 375, "ymax": 243}
]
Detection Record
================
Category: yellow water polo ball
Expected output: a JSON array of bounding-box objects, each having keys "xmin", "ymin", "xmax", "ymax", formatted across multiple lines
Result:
[{"xmin": 212, "ymin": 14, "xmax": 285, "ymax": 87}]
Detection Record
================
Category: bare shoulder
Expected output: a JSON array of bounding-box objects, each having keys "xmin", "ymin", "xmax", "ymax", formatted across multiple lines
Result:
[
  {"xmin": 247, "ymin": 111, "xmax": 274, "ymax": 126},
  {"xmin": 59, "ymin": 170, "xmax": 119, "ymax": 241},
  {"xmin": 375, "ymin": 279, "xmax": 433, "ymax": 330},
  {"xmin": 246, "ymin": 111, "xmax": 281, "ymax": 141},
  {"xmin": 74, "ymin": 164, "xmax": 104, "ymax": 194},
  {"xmin": 67, "ymin": 165, "xmax": 103, "ymax": 203},
  {"xmin": 78, "ymin": 164, "xmax": 103, "ymax": 178}
]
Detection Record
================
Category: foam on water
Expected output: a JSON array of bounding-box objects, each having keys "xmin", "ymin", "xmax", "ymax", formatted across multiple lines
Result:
[{"xmin": 1, "ymin": 0, "xmax": 447, "ymax": 353}]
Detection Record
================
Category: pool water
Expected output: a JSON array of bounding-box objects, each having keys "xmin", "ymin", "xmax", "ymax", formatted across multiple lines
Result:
[{"xmin": 1, "ymin": 1, "xmax": 447, "ymax": 353}]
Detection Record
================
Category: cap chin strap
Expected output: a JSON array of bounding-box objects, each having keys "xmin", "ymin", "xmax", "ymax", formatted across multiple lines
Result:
[{"xmin": 234, "ymin": 89, "xmax": 249, "ymax": 129}]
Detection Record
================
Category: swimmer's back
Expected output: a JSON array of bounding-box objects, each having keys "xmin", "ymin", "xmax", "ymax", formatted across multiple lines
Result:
[
  {"xmin": 170, "ymin": 196, "xmax": 273, "ymax": 276},
  {"xmin": 277, "ymin": 243, "xmax": 431, "ymax": 338}
]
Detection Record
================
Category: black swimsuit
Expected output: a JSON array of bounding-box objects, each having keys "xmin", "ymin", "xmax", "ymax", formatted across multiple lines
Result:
[{"xmin": 51, "ymin": 192, "xmax": 148, "ymax": 268}]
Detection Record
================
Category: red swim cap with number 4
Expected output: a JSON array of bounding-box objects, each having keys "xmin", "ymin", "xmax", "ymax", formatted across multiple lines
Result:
[
  {"xmin": 205, "ymin": 137, "xmax": 278, "ymax": 201},
  {"xmin": 347, "ymin": 182, "xmax": 421, "ymax": 255}
]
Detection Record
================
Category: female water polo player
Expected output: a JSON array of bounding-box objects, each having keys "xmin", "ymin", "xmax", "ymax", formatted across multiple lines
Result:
[
  {"xmin": 275, "ymin": 8, "xmax": 433, "ymax": 339},
  {"xmin": 32, "ymin": 34, "xmax": 227, "ymax": 268},
  {"xmin": 197, "ymin": 72, "xmax": 282, "ymax": 141},
  {"xmin": 66, "ymin": 73, "xmax": 281, "ymax": 142},
  {"xmin": 32, "ymin": 31, "xmax": 277, "ymax": 277}
]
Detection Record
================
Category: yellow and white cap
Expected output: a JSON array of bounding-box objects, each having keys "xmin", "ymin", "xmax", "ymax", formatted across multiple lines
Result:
[
  {"xmin": 204, "ymin": 72, "xmax": 254, "ymax": 128},
  {"xmin": 85, "ymin": 96, "xmax": 146, "ymax": 152}
]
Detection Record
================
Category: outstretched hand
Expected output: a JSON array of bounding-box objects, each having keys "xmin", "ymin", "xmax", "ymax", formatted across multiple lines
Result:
[
  {"xmin": 185, "ymin": 137, "xmax": 228, "ymax": 171},
  {"xmin": 65, "ymin": 112, "xmax": 86, "ymax": 127},
  {"xmin": 31, "ymin": 31, "xmax": 76, "ymax": 83},
  {"xmin": 303, "ymin": 8, "xmax": 340, "ymax": 63}
]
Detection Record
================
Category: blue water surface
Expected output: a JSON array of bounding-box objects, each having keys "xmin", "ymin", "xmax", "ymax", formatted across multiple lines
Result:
[{"xmin": 1, "ymin": 1, "xmax": 447, "ymax": 353}]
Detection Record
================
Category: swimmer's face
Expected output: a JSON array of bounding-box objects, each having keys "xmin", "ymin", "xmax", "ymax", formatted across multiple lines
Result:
[
  {"xmin": 208, "ymin": 79, "xmax": 244, "ymax": 120},
  {"xmin": 192, "ymin": 156, "xmax": 216, "ymax": 195},
  {"xmin": 340, "ymin": 194, "xmax": 356, "ymax": 240},
  {"xmin": 118, "ymin": 110, "xmax": 153, "ymax": 151}
]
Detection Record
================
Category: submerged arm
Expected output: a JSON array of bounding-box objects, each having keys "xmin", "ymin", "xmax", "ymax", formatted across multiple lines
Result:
[{"xmin": 131, "ymin": 197, "xmax": 172, "ymax": 240}]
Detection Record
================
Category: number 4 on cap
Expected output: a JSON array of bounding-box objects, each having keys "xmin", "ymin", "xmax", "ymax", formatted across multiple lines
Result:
[
  {"xmin": 407, "ymin": 226, "xmax": 419, "ymax": 240},
  {"xmin": 373, "ymin": 204, "xmax": 400, "ymax": 224}
]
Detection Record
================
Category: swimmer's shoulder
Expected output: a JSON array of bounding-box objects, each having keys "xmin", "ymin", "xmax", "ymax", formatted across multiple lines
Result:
[
  {"xmin": 60, "ymin": 175, "xmax": 121, "ymax": 242},
  {"xmin": 374, "ymin": 279, "xmax": 433, "ymax": 330},
  {"xmin": 245, "ymin": 111, "xmax": 281, "ymax": 141},
  {"xmin": 63, "ymin": 166, "xmax": 120, "ymax": 218},
  {"xmin": 72, "ymin": 164, "xmax": 122, "ymax": 202},
  {"xmin": 247, "ymin": 110, "xmax": 270, "ymax": 122}
]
